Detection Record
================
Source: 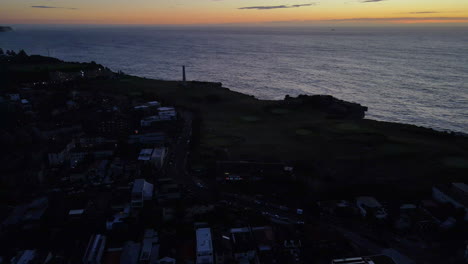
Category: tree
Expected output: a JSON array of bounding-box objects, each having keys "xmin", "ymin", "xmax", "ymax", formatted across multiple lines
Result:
[
  {"xmin": 0, "ymin": 48, "xmax": 4, "ymax": 55},
  {"xmin": 6, "ymin": 50, "xmax": 16, "ymax": 56},
  {"xmin": 18, "ymin": 49, "xmax": 27, "ymax": 57}
]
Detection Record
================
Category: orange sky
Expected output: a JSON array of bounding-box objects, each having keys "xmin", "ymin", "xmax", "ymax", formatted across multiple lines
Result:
[{"xmin": 1, "ymin": 0, "xmax": 467, "ymax": 25}]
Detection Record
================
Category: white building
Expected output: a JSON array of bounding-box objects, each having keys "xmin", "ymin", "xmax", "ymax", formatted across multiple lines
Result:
[
  {"xmin": 146, "ymin": 101, "xmax": 160, "ymax": 107},
  {"xmin": 138, "ymin": 149, "xmax": 154, "ymax": 161},
  {"xmin": 356, "ymin": 196, "xmax": 387, "ymax": 219},
  {"xmin": 138, "ymin": 148, "xmax": 166, "ymax": 168},
  {"xmin": 151, "ymin": 148, "xmax": 167, "ymax": 168},
  {"xmin": 158, "ymin": 107, "xmax": 177, "ymax": 120},
  {"xmin": 131, "ymin": 179, "xmax": 154, "ymax": 208},
  {"xmin": 196, "ymin": 227, "xmax": 214, "ymax": 264},
  {"xmin": 83, "ymin": 234, "xmax": 106, "ymax": 264}
]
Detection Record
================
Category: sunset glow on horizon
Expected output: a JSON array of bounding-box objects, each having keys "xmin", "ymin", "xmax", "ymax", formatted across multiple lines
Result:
[{"xmin": 1, "ymin": 0, "xmax": 468, "ymax": 26}]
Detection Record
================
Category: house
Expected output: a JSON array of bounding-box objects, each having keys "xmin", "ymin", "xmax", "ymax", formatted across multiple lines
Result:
[
  {"xmin": 88, "ymin": 160, "xmax": 110, "ymax": 182},
  {"xmin": 146, "ymin": 101, "xmax": 161, "ymax": 107},
  {"xmin": 128, "ymin": 132, "xmax": 166, "ymax": 145},
  {"xmin": 83, "ymin": 234, "xmax": 106, "ymax": 264},
  {"xmin": 21, "ymin": 98, "xmax": 32, "ymax": 111},
  {"xmin": 10, "ymin": 250, "xmax": 37, "ymax": 264},
  {"xmin": 151, "ymin": 148, "xmax": 167, "ymax": 168},
  {"xmin": 70, "ymin": 149, "xmax": 88, "ymax": 168},
  {"xmin": 131, "ymin": 179, "xmax": 154, "ymax": 208},
  {"xmin": 79, "ymin": 136, "xmax": 117, "ymax": 148},
  {"xmin": 2, "ymin": 197, "xmax": 49, "ymax": 230},
  {"xmin": 134, "ymin": 101, "xmax": 161, "ymax": 116},
  {"xmin": 141, "ymin": 116, "xmax": 163, "ymax": 127},
  {"xmin": 69, "ymin": 209, "xmax": 85, "ymax": 220},
  {"xmin": 432, "ymin": 183, "xmax": 468, "ymax": 220},
  {"xmin": 465, "ymin": 243, "xmax": 468, "ymax": 262},
  {"xmin": 138, "ymin": 149, "xmax": 154, "ymax": 161},
  {"xmin": 7, "ymin": 94, "xmax": 21, "ymax": 101},
  {"xmin": 138, "ymin": 148, "xmax": 166, "ymax": 168},
  {"xmin": 48, "ymin": 138, "xmax": 76, "ymax": 166},
  {"xmin": 103, "ymin": 248, "xmax": 122, "ymax": 264},
  {"xmin": 230, "ymin": 227, "xmax": 257, "ymax": 263},
  {"xmin": 106, "ymin": 205, "xmax": 130, "ymax": 230},
  {"xmin": 140, "ymin": 229, "xmax": 160, "ymax": 264},
  {"xmin": 331, "ymin": 255, "xmax": 397, "ymax": 264},
  {"xmin": 158, "ymin": 257, "xmax": 176, "ymax": 264},
  {"xmin": 251, "ymin": 226, "xmax": 274, "ymax": 252},
  {"xmin": 140, "ymin": 106, "xmax": 176, "ymax": 126},
  {"xmin": 356, "ymin": 196, "xmax": 387, "ymax": 219},
  {"xmin": 196, "ymin": 227, "xmax": 214, "ymax": 264},
  {"xmin": 214, "ymin": 231, "xmax": 233, "ymax": 264},
  {"xmin": 157, "ymin": 107, "xmax": 177, "ymax": 120},
  {"xmin": 120, "ymin": 241, "xmax": 141, "ymax": 264},
  {"xmin": 8, "ymin": 93, "xmax": 20, "ymax": 101},
  {"xmin": 217, "ymin": 161, "xmax": 287, "ymax": 182},
  {"xmin": 70, "ymin": 144, "xmax": 115, "ymax": 168},
  {"xmin": 96, "ymin": 113, "xmax": 130, "ymax": 138},
  {"xmin": 134, "ymin": 101, "xmax": 160, "ymax": 109}
]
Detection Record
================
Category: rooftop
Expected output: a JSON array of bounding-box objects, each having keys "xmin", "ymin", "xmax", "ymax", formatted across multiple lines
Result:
[
  {"xmin": 138, "ymin": 149, "xmax": 153, "ymax": 161},
  {"xmin": 356, "ymin": 196, "xmax": 382, "ymax": 208},
  {"xmin": 158, "ymin": 107, "xmax": 175, "ymax": 111},
  {"xmin": 196, "ymin": 227, "xmax": 213, "ymax": 253},
  {"xmin": 453, "ymin": 182, "xmax": 468, "ymax": 194}
]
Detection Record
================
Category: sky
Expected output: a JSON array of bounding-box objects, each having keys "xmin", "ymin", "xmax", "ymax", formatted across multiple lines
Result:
[{"xmin": 1, "ymin": 0, "xmax": 468, "ymax": 26}]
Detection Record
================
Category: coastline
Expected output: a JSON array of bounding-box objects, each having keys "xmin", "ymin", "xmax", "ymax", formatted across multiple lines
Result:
[
  {"xmin": 1, "ymin": 26, "xmax": 466, "ymax": 132},
  {"xmin": 0, "ymin": 26, "xmax": 13, "ymax": 32},
  {"xmin": 1, "ymin": 53, "xmax": 468, "ymax": 186}
]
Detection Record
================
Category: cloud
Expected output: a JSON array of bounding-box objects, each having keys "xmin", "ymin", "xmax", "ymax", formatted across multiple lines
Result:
[
  {"xmin": 31, "ymin": 6, "xmax": 58, "ymax": 8},
  {"xmin": 324, "ymin": 16, "xmax": 468, "ymax": 22},
  {"xmin": 361, "ymin": 0, "xmax": 386, "ymax": 2},
  {"xmin": 239, "ymin": 3, "xmax": 316, "ymax": 10},
  {"xmin": 31, "ymin": 6, "xmax": 77, "ymax": 10},
  {"xmin": 408, "ymin": 11, "xmax": 439, "ymax": 14}
]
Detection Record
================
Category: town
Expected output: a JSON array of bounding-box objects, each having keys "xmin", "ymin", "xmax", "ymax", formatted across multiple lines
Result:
[{"xmin": 0, "ymin": 50, "xmax": 467, "ymax": 264}]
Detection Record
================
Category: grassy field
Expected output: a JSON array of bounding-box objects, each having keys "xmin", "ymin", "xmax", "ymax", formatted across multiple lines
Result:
[{"xmin": 80, "ymin": 75, "xmax": 468, "ymax": 183}]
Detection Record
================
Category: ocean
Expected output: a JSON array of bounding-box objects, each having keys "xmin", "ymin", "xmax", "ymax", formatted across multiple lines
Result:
[{"xmin": 1, "ymin": 25, "xmax": 467, "ymax": 132}]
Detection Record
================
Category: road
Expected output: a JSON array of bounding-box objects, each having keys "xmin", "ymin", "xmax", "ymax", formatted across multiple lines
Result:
[{"xmin": 163, "ymin": 110, "xmax": 193, "ymax": 185}]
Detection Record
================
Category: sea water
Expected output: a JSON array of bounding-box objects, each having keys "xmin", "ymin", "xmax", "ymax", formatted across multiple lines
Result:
[{"xmin": 1, "ymin": 25, "xmax": 467, "ymax": 132}]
